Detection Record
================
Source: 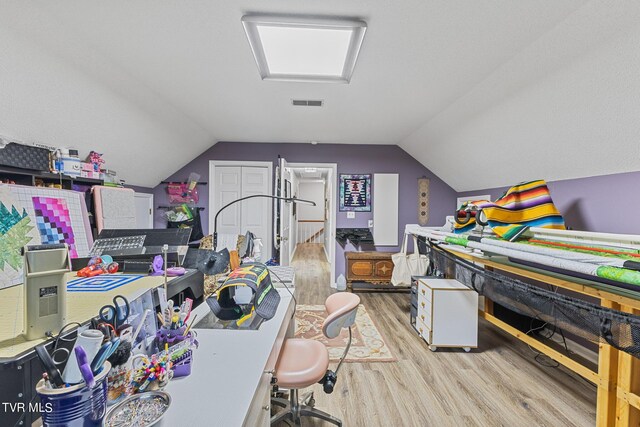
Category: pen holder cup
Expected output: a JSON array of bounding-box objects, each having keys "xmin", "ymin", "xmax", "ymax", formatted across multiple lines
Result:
[
  {"xmin": 36, "ymin": 362, "xmax": 111, "ymax": 427},
  {"xmin": 106, "ymin": 360, "xmax": 133, "ymax": 405},
  {"xmin": 171, "ymin": 349, "xmax": 193, "ymax": 378},
  {"xmin": 155, "ymin": 326, "xmax": 191, "ymax": 349}
]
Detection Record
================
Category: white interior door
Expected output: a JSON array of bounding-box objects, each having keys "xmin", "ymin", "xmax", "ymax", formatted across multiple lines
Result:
[
  {"xmin": 215, "ymin": 166, "xmax": 242, "ymax": 236},
  {"xmin": 278, "ymin": 158, "xmax": 292, "ymax": 266},
  {"xmin": 210, "ymin": 161, "xmax": 273, "ymax": 259},
  {"xmin": 133, "ymin": 192, "xmax": 154, "ymax": 229},
  {"xmin": 241, "ymin": 166, "xmax": 270, "ymax": 250}
]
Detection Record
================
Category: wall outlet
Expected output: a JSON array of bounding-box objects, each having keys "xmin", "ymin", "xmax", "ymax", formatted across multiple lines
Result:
[
  {"xmin": 368, "ymin": 219, "xmax": 373, "ymax": 228},
  {"xmin": 347, "ymin": 212, "xmax": 355, "ymax": 219}
]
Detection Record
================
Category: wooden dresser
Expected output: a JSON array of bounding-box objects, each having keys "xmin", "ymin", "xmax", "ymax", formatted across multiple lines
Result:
[{"xmin": 345, "ymin": 251, "xmax": 395, "ymax": 291}]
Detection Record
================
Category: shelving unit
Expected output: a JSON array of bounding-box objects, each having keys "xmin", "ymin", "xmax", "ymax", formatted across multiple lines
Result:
[
  {"xmin": 0, "ymin": 165, "xmax": 105, "ymax": 237},
  {"xmin": 0, "ymin": 165, "xmax": 104, "ymax": 189}
]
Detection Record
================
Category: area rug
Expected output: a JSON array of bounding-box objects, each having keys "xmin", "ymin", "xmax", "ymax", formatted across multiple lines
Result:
[{"xmin": 295, "ymin": 304, "xmax": 396, "ymax": 363}]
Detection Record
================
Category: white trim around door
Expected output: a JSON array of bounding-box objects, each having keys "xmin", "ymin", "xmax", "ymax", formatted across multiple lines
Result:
[{"xmin": 288, "ymin": 162, "xmax": 338, "ymax": 287}]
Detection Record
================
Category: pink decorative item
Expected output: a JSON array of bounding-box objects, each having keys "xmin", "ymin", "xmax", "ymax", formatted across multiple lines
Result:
[
  {"xmin": 167, "ymin": 183, "xmax": 199, "ymax": 204},
  {"xmin": 87, "ymin": 151, "xmax": 105, "ymax": 172}
]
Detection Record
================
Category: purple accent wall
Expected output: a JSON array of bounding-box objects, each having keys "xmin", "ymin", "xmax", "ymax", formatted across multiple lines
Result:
[
  {"xmin": 457, "ymin": 171, "xmax": 640, "ymax": 234},
  {"xmin": 126, "ymin": 184, "xmax": 153, "ymax": 194},
  {"xmin": 152, "ymin": 142, "xmax": 458, "ymax": 277}
]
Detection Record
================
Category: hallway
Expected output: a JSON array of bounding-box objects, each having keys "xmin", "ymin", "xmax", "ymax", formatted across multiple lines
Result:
[
  {"xmin": 291, "ymin": 243, "xmax": 333, "ymax": 305},
  {"xmin": 284, "ymin": 244, "xmax": 596, "ymax": 426}
]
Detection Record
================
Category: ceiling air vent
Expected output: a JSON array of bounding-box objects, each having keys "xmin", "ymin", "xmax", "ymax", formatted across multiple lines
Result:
[{"xmin": 292, "ymin": 99, "xmax": 323, "ymax": 107}]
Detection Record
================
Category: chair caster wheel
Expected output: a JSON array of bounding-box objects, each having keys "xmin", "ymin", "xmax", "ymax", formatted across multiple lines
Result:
[
  {"xmin": 429, "ymin": 345, "xmax": 437, "ymax": 352},
  {"xmin": 463, "ymin": 347, "xmax": 471, "ymax": 353}
]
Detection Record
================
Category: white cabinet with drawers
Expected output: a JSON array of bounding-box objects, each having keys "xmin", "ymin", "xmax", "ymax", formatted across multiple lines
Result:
[{"xmin": 416, "ymin": 278, "xmax": 478, "ymax": 352}]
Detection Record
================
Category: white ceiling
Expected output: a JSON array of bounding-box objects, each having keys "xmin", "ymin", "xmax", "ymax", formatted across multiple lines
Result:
[
  {"xmin": 292, "ymin": 168, "xmax": 330, "ymax": 180},
  {"xmin": 1, "ymin": 1, "xmax": 638, "ymax": 189}
]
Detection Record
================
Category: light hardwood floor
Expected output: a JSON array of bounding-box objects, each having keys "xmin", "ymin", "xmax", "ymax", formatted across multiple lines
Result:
[{"xmin": 283, "ymin": 243, "xmax": 596, "ymax": 427}]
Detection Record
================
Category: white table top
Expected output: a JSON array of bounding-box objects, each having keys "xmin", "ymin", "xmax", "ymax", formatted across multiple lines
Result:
[{"xmin": 159, "ymin": 289, "xmax": 294, "ymax": 427}]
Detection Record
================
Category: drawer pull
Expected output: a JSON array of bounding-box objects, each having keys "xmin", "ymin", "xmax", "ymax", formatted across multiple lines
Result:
[
  {"xmin": 421, "ymin": 302, "xmax": 425, "ymax": 308},
  {"xmin": 421, "ymin": 315, "xmax": 425, "ymax": 321},
  {"xmin": 421, "ymin": 289, "xmax": 425, "ymax": 295},
  {"xmin": 263, "ymin": 405, "xmax": 270, "ymax": 411}
]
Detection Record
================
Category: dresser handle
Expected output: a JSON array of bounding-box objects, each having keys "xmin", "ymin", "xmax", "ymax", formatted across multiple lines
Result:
[
  {"xmin": 421, "ymin": 315, "xmax": 425, "ymax": 321},
  {"xmin": 421, "ymin": 302, "xmax": 425, "ymax": 308},
  {"xmin": 263, "ymin": 405, "xmax": 270, "ymax": 411},
  {"xmin": 421, "ymin": 289, "xmax": 425, "ymax": 295}
]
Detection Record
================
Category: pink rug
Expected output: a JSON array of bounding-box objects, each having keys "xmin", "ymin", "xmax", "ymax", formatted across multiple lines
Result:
[{"xmin": 295, "ymin": 304, "xmax": 396, "ymax": 363}]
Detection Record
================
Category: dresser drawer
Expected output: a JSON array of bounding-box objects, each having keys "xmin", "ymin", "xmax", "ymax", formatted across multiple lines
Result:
[
  {"xmin": 416, "ymin": 319, "xmax": 432, "ymax": 343},
  {"xmin": 417, "ymin": 304, "xmax": 432, "ymax": 329},
  {"xmin": 243, "ymin": 372, "xmax": 272, "ymax": 426},
  {"xmin": 417, "ymin": 284, "xmax": 432, "ymax": 302},
  {"xmin": 417, "ymin": 293, "xmax": 432, "ymax": 319}
]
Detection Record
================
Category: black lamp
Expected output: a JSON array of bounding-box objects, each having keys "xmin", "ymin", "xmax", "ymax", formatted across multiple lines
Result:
[{"xmin": 213, "ymin": 194, "xmax": 316, "ymax": 251}]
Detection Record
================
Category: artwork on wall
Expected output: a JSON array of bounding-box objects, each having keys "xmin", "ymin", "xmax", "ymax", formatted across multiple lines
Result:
[
  {"xmin": 0, "ymin": 185, "xmax": 92, "ymax": 289},
  {"xmin": 418, "ymin": 177, "xmax": 430, "ymax": 226},
  {"xmin": 339, "ymin": 174, "xmax": 371, "ymax": 212}
]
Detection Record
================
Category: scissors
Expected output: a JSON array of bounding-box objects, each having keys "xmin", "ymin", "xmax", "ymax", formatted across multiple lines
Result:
[
  {"xmin": 99, "ymin": 295, "xmax": 130, "ymax": 330},
  {"xmin": 90, "ymin": 337, "xmax": 121, "ymax": 374}
]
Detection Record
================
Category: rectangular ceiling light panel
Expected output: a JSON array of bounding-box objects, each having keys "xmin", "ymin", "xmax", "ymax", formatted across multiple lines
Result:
[{"xmin": 242, "ymin": 15, "xmax": 367, "ymax": 83}]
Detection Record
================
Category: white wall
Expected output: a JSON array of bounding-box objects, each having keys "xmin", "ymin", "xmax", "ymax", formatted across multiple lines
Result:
[
  {"xmin": 296, "ymin": 180, "xmax": 325, "ymax": 246},
  {"xmin": 401, "ymin": 4, "xmax": 640, "ymax": 191},
  {"xmin": 0, "ymin": 18, "xmax": 211, "ymax": 187},
  {"xmin": 297, "ymin": 181, "xmax": 325, "ymax": 220}
]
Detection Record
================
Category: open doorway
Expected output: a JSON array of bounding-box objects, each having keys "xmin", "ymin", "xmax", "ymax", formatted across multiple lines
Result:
[{"xmin": 287, "ymin": 163, "xmax": 337, "ymax": 287}]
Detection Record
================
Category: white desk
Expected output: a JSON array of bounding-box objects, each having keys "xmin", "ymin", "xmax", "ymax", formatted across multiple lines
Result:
[{"xmin": 160, "ymin": 288, "xmax": 295, "ymax": 427}]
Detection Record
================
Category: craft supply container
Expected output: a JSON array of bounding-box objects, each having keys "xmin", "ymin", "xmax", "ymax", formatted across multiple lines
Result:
[
  {"xmin": 171, "ymin": 349, "xmax": 193, "ymax": 378},
  {"xmin": 106, "ymin": 359, "xmax": 133, "ymax": 405},
  {"xmin": 155, "ymin": 326, "xmax": 192, "ymax": 348},
  {"xmin": 36, "ymin": 362, "xmax": 111, "ymax": 427}
]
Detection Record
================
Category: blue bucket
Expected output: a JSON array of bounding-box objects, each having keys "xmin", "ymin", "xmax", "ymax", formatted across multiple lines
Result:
[{"xmin": 36, "ymin": 362, "xmax": 110, "ymax": 427}]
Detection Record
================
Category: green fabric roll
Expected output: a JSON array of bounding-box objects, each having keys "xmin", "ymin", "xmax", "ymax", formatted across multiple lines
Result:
[
  {"xmin": 596, "ymin": 266, "xmax": 640, "ymax": 286},
  {"xmin": 445, "ymin": 236, "xmax": 469, "ymax": 247}
]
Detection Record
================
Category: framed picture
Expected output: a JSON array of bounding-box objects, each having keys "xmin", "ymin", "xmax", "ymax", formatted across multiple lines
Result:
[{"xmin": 339, "ymin": 174, "xmax": 371, "ymax": 212}]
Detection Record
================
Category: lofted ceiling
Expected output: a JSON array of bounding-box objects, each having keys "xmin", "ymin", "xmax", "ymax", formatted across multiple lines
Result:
[{"xmin": 1, "ymin": 1, "xmax": 638, "ymax": 189}]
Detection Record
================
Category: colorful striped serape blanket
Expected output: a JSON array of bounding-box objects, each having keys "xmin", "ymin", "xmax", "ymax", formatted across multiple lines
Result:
[{"xmin": 454, "ymin": 180, "xmax": 566, "ymax": 240}]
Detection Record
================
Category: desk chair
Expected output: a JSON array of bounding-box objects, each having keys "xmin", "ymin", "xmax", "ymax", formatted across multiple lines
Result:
[{"xmin": 271, "ymin": 292, "xmax": 361, "ymax": 426}]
